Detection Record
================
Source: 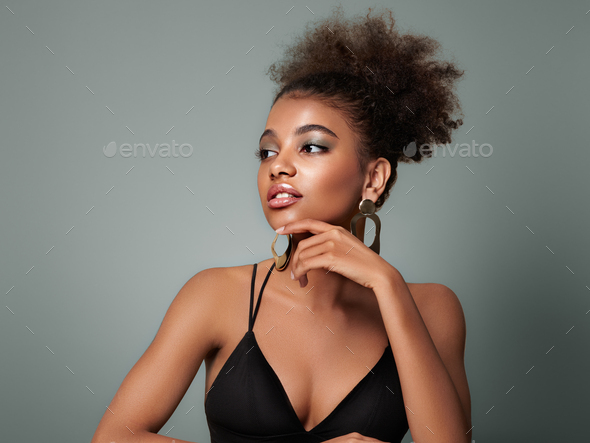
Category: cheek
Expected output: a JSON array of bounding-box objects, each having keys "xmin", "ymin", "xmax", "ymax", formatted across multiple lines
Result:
[{"xmin": 320, "ymin": 160, "xmax": 361, "ymax": 196}]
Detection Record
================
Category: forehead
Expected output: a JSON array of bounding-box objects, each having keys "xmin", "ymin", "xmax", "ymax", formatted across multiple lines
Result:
[{"xmin": 264, "ymin": 96, "xmax": 352, "ymax": 139}]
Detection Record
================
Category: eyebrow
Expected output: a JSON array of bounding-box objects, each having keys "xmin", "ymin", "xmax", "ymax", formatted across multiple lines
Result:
[{"xmin": 259, "ymin": 124, "xmax": 339, "ymax": 144}]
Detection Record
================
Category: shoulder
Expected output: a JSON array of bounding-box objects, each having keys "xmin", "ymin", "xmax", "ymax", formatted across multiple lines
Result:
[
  {"xmin": 408, "ymin": 283, "xmax": 466, "ymax": 353},
  {"xmin": 184, "ymin": 263, "xmax": 257, "ymax": 307},
  {"xmin": 408, "ymin": 283, "xmax": 465, "ymax": 321},
  {"xmin": 183, "ymin": 263, "xmax": 255, "ymax": 295},
  {"xmin": 185, "ymin": 265, "xmax": 249, "ymax": 290},
  {"xmin": 168, "ymin": 264, "xmax": 255, "ymax": 347}
]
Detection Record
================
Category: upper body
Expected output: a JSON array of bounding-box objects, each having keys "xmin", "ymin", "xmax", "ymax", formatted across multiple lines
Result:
[
  {"xmin": 91, "ymin": 258, "xmax": 470, "ymax": 442},
  {"xmin": 92, "ymin": 7, "xmax": 471, "ymax": 443}
]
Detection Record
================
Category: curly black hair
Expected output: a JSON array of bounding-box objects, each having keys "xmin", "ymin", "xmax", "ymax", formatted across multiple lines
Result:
[{"xmin": 265, "ymin": 5, "xmax": 465, "ymax": 211}]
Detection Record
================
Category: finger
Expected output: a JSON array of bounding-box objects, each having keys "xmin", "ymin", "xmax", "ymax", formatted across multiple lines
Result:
[
  {"xmin": 278, "ymin": 218, "xmax": 335, "ymax": 235},
  {"xmin": 291, "ymin": 234, "xmax": 333, "ymax": 276},
  {"xmin": 291, "ymin": 228, "xmax": 354, "ymax": 279},
  {"xmin": 293, "ymin": 252, "xmax": 334, "ymax": 288},
  {"xmin": 290, "ymin": 232, "xmax": 332, "ymax": 288},
  {"xmin": 292, "ymin": 242, "xmax": 331, "ymax": 280}
]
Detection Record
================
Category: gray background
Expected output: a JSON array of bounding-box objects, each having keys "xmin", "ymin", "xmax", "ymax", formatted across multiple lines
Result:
[{"xmin": 1, "ymin": 0, "xmax": 589, "ymax": 442}]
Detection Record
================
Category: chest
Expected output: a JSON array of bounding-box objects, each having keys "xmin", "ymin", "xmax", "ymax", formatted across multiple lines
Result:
[{"xmin": 205, "ymin": 331, "xmax": 409, "ymax": 441}]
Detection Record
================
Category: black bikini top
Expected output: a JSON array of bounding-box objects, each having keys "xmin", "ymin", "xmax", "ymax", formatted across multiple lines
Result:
[{"xmin": 205, "ymin": 262, "xmax": 409, "ymax": 442}]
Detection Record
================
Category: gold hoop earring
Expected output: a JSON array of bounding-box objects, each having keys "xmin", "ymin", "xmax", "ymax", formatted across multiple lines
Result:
[
  {"xmin": 350, "ymin": 198, "xmax": 381, "ymax": 255},
  {"xmin": 271, "ymin": 232, "xmax": 293, "ymax": 271}
]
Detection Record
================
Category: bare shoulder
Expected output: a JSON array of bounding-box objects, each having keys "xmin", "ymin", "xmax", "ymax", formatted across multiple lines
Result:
[
  {"xmin": 407, "ymin": 282, "xmax": 466, "ymax": 337},
  {"xmin": 184, "ymin": 264, "xmax": 253, "ymax": 300},
  {"xmin": 407, "ymin": 283, "xmax": 463, "ymax": 317},
  {"xmin": 184, "ymin": 265, "xmax": 247, "ymax": 300},
  {"xmin": 201, "ymin": 263, "xmax": 256, "ymax": 303},
  {"xmin": 185, "ymin": 263, "xmax": 255, "ymax": 344},
  {"xmin": 168, "ymin": 265, "xmax": 247, "ymax": 348}
]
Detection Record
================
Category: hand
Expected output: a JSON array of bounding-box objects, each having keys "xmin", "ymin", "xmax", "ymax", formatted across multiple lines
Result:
[
  {"xmin": 276, "ymin": 219, "xmax": 397, "ymax": 291},
  {"xmin": 323, "ymin": 432, "xmax": 390, "ymax": 442}
]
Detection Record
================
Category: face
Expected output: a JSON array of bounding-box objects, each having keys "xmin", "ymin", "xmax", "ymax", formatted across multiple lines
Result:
[{"xmin": 257, "ymin": 96, "xmax": 368, "ymax": 233}]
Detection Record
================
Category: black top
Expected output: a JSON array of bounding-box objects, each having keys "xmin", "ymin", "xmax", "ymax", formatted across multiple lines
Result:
[{"xmin": 205, "ymin": 262, "xmax": 409, "ymax": 442}]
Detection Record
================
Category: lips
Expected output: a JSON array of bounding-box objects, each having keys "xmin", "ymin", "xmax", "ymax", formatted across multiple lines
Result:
[{"xmin": 267, "ymin": 183, "xmax": 302, "ymax": 202}]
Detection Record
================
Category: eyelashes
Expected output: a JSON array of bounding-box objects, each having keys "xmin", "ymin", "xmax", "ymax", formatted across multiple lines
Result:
[
  {"xmin": 255, "ymin": 143, "xmax": 329, "ymax": 161},
  {"xmin": 254, "ymin": 147, "xmax": 266, "ymax": 160}
]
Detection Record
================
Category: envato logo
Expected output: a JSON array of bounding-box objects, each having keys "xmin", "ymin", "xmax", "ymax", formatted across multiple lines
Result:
[
  {"xmin": 403, "ymin": 140, "xmax": 493, "ymax": 158},
  {"xmin": 103, "ymin": 140, "xmax": 193, "ymax": 158}
]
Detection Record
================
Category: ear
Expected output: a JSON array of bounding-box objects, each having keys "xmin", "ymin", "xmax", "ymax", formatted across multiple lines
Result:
[{"xmin": 362, "ymin": 157, "xmax": 391, "ymax": 203}]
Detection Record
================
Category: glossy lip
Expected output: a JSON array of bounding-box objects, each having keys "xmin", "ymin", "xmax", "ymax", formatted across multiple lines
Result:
[
  {"xmin": 267, "ymin": 183, "xmax": 302, "ymax": 202},
  {"xmin": 267, "ymin": 196, "xmax": 302, "ymax": 209}
]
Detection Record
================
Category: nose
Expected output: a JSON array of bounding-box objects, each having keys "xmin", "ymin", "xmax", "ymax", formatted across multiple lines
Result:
[{"xmin": 269, "ymin": 148, "xmax": 296, "ymax": 178}]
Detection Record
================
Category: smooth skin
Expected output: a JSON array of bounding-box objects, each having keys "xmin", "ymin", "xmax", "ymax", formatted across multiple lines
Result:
[{"xmin": 91, "ymin": 96, "xmax": 471, "ymax": 443}]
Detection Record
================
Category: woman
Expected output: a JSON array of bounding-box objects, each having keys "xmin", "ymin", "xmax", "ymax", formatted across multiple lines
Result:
[{"xmin": 91, "ymin": 6, "xmax": 471, "ymax": 443}]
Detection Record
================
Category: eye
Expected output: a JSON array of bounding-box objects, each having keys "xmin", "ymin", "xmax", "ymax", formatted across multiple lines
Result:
[
  {"xmin": 301, "ymin": 143, "xmax": 328, "ymax": 154},
  {"xmin": 255, "ymin": 148, "xmax": 277, "ymax": 160}
]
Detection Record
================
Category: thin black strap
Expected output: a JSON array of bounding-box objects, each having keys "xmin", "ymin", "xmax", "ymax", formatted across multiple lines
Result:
[
  {"xmin": 248, "ymin": 263, "xmax": 258, "ymax": 332},
  {"xmin": 249, "ymin": 262, "xmax": 276, "ymax": 332}
]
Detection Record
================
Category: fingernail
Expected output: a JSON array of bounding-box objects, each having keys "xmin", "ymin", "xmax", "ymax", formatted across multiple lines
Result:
[
  {"xmin": 275, "ymin": 226, "xmax": 285, "ymax": 233},
  {"xmin": 290, "ymin": 270, "xmax": 295, "ymax": 280}
]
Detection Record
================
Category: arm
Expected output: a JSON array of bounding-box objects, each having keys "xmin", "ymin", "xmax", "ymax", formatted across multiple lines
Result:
[
  {"xmin": 90, "ymin": 267, "xmax": 226, "ymax": 443},
  {"xmin": 373, "ymin": 271, "xmax": 472, "ymax": 443}
]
